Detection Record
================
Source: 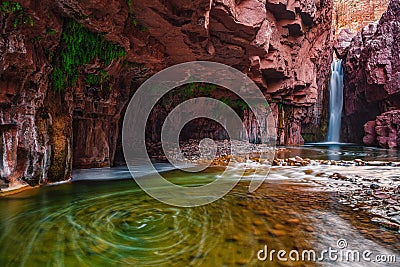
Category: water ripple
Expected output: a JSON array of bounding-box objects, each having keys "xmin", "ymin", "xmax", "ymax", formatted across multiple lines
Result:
[{"xmin": 0, "ymin": 186, "xmax": 233, "ymax": 267}]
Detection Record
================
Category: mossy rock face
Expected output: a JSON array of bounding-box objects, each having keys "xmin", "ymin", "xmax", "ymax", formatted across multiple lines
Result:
[
  {"xmin": 314, "ymin": 75, "xmax": 330, "ymax": 141},
  {"xmin": 0, "ymin": 2, "xmax": 34, "ymax": 29},
  {"xmin": 302, "ymin": 133, "xmax": 315, "ymax": 143},
  {"xmin": 160, "ymin": 83, "xmax": 249, "ymax": 112},
  {"xmin": 300, "ymin": 74, "xmax": 330, "ymax": 143},
  {"xmin": 51, "ymin": 19, "xmax": 126, "ymax": 92},
  {"xmin": 48, "ymin": 115, "xmax": 72, "ymax": 182}
]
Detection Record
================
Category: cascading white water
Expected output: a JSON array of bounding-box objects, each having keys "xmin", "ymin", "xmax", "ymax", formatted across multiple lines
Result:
[{"xmin": 327, "ymin": 59, "xmax": 344, "ymax": 142}]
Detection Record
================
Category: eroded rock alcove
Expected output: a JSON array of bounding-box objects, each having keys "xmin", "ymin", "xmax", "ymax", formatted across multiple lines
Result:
[{"xmin": 0, "ymin": 0, "xmax": 334, "ymax": 188}]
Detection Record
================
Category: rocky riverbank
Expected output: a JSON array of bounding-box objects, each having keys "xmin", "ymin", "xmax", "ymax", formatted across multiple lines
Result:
[
  {"xmin": 149, "ymin": 140, "xmax": 400, "ymax": 233},
  {"xmin": 333, "ymin": 172, "xmax": 400, "ymax": 233},
  {"xmin": 271, "ymin": 161, "xmax": 400, "ymax": 233}
]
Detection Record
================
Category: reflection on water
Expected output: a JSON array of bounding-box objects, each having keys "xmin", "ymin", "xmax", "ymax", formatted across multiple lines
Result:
[
  {"xmin": 279, "ymin": 144, "xmax": 400, "ymax": 162},
  {"xmin": 0, "ymin": 166, "xmax": 399, "ymax": 266},
  {"xmin": 327, "ymin": 145, "xmax": 340, "ymax": 161}
]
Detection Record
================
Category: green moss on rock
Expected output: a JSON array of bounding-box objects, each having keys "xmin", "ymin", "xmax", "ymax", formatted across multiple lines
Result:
[
  {"xmin": 51, "ymin": 20, "xmax": 126, "ymax": 92},
  {"xmin": 0, "ymin": 1, "xmax": 34, "ymax": 28}
]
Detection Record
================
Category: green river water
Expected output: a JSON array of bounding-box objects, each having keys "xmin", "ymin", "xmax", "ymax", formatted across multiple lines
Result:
[{"xmin": 0, "ymin": 146, "xmax": 399, "ymax": 266}]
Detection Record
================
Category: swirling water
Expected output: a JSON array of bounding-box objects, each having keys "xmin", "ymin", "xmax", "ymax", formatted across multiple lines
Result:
[{"xmin": 0, "ymin": 149, "xmax": 399, "ymax": 266}]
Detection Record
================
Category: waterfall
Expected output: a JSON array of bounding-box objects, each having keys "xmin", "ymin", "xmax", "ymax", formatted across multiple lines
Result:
[{"xmin": 327, "ymin": 59, "xmax": 344, "ymax": 143}]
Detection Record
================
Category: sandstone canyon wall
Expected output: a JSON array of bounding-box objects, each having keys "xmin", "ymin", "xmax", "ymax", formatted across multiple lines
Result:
[
  {"xmin": 337, "ymin": 0, "xmax": 400, "ymax": 148},
  {"xmin": 0, "ymin": 0, "xmax": 333, "ymax": 189},
  {"xmin": 333, "ymin": 0, "xmax": 389, "ymax": 34}
]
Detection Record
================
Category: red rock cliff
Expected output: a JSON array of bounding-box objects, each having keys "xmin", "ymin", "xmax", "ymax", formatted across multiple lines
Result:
[
  {"xmin": 333, "ymin": 0, "xmax": 389, "ymax": 34},
  {"xmin": 0, "ymin": 0, "xmax": 333, "ymax": 188},
  {"xmin": 338, "ymin": 0, "xmax": 400, "ymax": 147}
]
